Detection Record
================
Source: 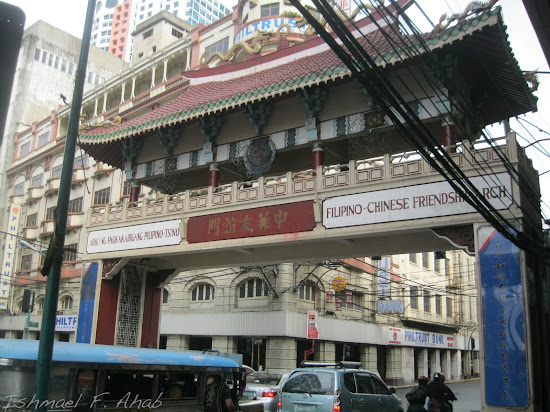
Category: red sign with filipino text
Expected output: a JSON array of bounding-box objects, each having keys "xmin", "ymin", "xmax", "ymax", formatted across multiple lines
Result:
[{"xmin": 187, "ymin": 201, "xmax": 315, "ymax": 243}]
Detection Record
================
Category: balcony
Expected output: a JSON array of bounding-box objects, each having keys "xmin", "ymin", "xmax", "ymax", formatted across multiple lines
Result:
[
  {"xmin": 88, "ymin": 136, "xmax": 527, "ymax": 228},
  {"xmin": 66, "ymin": 213, "xmax": 84, "ymax": 232},
  {"xmin": 23, "ymin": 226, "xmax": 40, "ymax": 239},
  {"xmin": 26, "ymin": 187, "xmax": 43, "ymax": 203},
  {"xmin": 71, "ymin": 169, "xmax": 88, "ymax": 186},
  {"xmin": 40, "ymin": 220, "xmax": 54, "ymax": 238},
  {"xmin": 45, "ymin": 178, "xmax": 60, "ymax": 197},
  {"xmin": 94, "ymin": 162, "xmax": 114, "ymax": 179}
]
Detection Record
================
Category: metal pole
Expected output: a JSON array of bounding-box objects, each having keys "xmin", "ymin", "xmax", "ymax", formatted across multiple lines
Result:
[
  {"xmin": 24, "ymin": 310, "xmax": 31, "ymax": 339},
  {"xmin": 34, "ymin": 1, "xmax": 96, "ymax": 410}
]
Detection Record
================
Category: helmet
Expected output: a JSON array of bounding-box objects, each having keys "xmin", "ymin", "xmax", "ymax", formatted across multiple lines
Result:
[
  {"xmin": 433, "ymin": 372, "xmax": 442, "ymax": 381},
  {"xmin": 418, "ymin": 376, "xmax": 429, "ymax": 384}
]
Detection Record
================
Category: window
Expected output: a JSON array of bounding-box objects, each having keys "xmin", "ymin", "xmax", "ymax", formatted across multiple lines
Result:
[
  {"xmin": 94, "ymin": 188, "xmax": 111, "ymax": 205},
  {"xmin": 75, "ymin": 153, "xmax": 89, "ymax": 168},
  {"xmin": 260, "ymin": 3, "xmax": 279, "ymax": 17},
  {"xmin": 409, "ymin": 253, "xmax": 417, "ymax": 264},
  {"xmin": 68, "ymin": 62, "xmax": 75, "ymax": 75},
  {"xmin": 162, "ymin": 288, "xmax": 169, "ymax": 304},
  {"xmin": 172, "ymin": 28, "xmax": 183, "ymax": 38},
  {"xmin": 46, "ymin": 206, "xmax": 56, "ymax": 221},
  {"xmin": 68, "ymin": 197, "xmax": 83, "ymax": 213},
  {"xmin": 20, "ymin": 254, "xmax": 33, "ymax": 271},
  {"xmin": 337, "ymin": 291, "xmax": 361, "ymax": 309},
  {"xmin": 298, "ymin": 281, "xmax": 315, "ymax": 301},
  {"xmin": 421, "ymin": 252, "xmax": 430, "ymax": 269},
  {"xmin": 14, "ymin": 182, "xmax": 24, "ymax": 195},
  {"xmin": 239, "ymin": 278, "xmax": 268, "ymax": 298},
  {"xmin": 61, "ymin": 59, "xmax": 67, "ymax": 72},
  {"xmin": 434, "ymin": 254, "xmax": 441, "ymax": 272},
  {"xmin": 191, "ymin": 283, "xmax": 215, "ymax": 301},
  {"xmin": 423, "ymin": 289, "xmax": 431, "ymax": 312},
  {"xmin": 63, "ymin": 243, "xmax": 78, "ymax": 262},
  {"xmin": 204, "ymin": 37, "xmax": 229, "ymax": 60},
  {"xmin": 410, "ymin": 286, "xmax": 418, "ymax": 310},
  {"xmin": 26, "ymin": 213, "xmax": 38, "ymax": 227},
  {"xmin": 34, "ymin": 48, "xmax": 41, "ymax": 61},
  {"xmin": 60, "ymin": 296, "xmax": 73, "ymax": 310},
  {"xmin": 52, "ymin": 164, "xmax": 62, "ymax": 178},
  {"xmin": 55, "ymin": 56, "xmax": 60, "ymax": 69},
  {"xmin": 31, "ymin": 173, "xmax": 43, "ymax": 188},
  {"xmin": 446, "ymin": 297, "xmax": 453, "ymax": 317},
  {"xmin": 435, "ymin": 294, "xmax": 442, "ymax": 315},
  {"xmin": 48, "ymin": 54, "xmax": 54, "ymax": 66},
  {"xmin": 37, "ymin": 131, "xmax": 50, "ymax": 147},
  {"xmin": 42, "ymin": 51, "xmax": 48, "ymax": 63},
  {"xmin": 19, "ymin": 142, "xmax": 31, "ymax": 157}
]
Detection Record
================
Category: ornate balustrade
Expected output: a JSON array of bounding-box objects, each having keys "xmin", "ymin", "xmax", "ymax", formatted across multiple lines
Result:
[{"xmin": 87, "ymin": 135, "xmax": 523, "ymax": 227}]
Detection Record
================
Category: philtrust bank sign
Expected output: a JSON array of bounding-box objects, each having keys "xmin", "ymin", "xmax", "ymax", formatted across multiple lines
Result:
[{"xmin": 323, "ymin": 173, "xmax": 512, "ymax": 228}]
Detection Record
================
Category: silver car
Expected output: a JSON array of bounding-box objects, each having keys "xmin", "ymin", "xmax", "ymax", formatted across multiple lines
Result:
[
  {"xmin": 242, "ymin": 371, "xmax": 289, "ymax": 411},
  {"xmin": 278, "ymin": 361, "xmax": 403, "ymax": 412}
]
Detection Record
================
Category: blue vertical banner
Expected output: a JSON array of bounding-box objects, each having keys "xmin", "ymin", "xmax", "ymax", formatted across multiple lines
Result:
[
  {"xmin": 478, "ymin": 227, "xmax": 528, "ymax": 407},
  {"xmin": 76, "ymin": 262, "xmax": 99, "ymax": 343}
]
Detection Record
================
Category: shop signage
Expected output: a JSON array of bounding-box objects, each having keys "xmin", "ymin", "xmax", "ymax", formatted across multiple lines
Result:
[
  {"xmin": 478, "ymin": 227, "xmax": 528, "ymax": 407},
  {"xmin": 323, "ymin": 173, "xmax": 512, "ymax": 229},
  {"xmin": 331, "ymin": 276, "xmax": 347, "ymax": 291},
  {"xmin": 187, "ymin": 201, "xmax": 315, "ymax": 243},
  {"xmin": 388, "ymin": 327, "xmax": 455, "ymax": 349},
  {"xmin": 307, "ymin": 310, "xmax": 319, "ymax": 339},
  {"xmin": 76, "ymin": 262, "xmax": 98, "ymax": 343},
  {"xmin": 56, "ymin": 315, "xmax": 78, "ymax": 332},
  {"xmin": 235, "ymin": 17, "xmax": 306, "ymax": 43},
  {"xmin": 0, "ymin": 205, "xmax": 21, "ymax": 310},
  {"xmin": 378, "ymin": 300, "xmax": 404, "ymax": 314},
  {"xmin": 87, "ymin": 219, "xmax": 182, "ymax": 253}
]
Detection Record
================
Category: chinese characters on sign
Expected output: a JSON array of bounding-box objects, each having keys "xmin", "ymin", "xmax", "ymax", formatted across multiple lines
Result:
[
  {"xmin": 187, "ymin": 201, "xmax": 315, "ymax": 243},
  {"xmin": 478, "ymin": 227, "xmax": 528, "ymax": 407}
]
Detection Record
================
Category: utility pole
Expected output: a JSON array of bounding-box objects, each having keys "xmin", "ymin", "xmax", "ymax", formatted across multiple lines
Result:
[{"xmin": 34, "ymin": 1, "xmax": 96, "ymax": 410}]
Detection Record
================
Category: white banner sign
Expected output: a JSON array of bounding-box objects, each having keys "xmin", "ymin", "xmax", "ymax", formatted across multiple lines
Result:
[
  {"xmin": 1, "ymin": 204, "xmax": 21, "ymax": 310},
  {"xmin": 323, "ymin": 173, "xmax": 512, "ymax": 228},
  {"xmin": 388, "ymin": 327, "xmax": 455, "ymax": 348},
  {"xmin": 87, "ymin": 219, "xmax": 182, "ymax": 253},
  {"xmin": 56, "ymin": 315, "xmax": 78, "ymax": 332}
]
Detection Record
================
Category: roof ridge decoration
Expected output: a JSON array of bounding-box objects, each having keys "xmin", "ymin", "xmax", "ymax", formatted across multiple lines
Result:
[
  {"xmin": 435, "ymin": 0, "xmax": 498, "ymax": 32},
  {"xmin": 76, "ymin": 5, "xmax": 516, "ymax": 146},
  {"xmin": 200, "ymin": 30, "xmax": 273, "ymax": 66}
]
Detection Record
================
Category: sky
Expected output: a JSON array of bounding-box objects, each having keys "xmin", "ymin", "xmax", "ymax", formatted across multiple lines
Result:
[{"xmin": 4, "ymin": 0, "xmax": 550, "ymax": 226}]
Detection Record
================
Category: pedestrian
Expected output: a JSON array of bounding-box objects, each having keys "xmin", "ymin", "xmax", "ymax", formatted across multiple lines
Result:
[
  {"xmin": 406, "ymin": 376, "xmax": 429, "ymax": 412},
  {"xmin": 426, "ymin": 372, "xmax": 457, "ymax": 412},
  {"xmin": 205, "ymin": 376, "xmax": 236, "ymax": 412}
]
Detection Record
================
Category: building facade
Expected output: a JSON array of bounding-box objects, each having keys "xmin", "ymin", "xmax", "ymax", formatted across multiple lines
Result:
[{"xmin": 91, "ymin": 0, "xmax": 232, "ymax": 61}]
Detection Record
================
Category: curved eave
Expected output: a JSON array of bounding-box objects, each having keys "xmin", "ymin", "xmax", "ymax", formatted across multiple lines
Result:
[{"xmin": 78, "ymin": 6, "xmax": 537, "ymax": 168}]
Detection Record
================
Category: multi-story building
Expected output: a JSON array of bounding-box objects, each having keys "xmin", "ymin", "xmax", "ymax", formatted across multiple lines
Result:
[
  {"xmin": 91, "ymin": 0, "xmax": 232, "ymax": 61},
  {"xmin": 0, "ymin": 0, "xmax": 541, "ymax": 390}
]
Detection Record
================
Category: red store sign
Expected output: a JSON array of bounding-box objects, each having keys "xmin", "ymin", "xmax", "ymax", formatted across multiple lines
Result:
[{"xmin": 187, "ymin": 201, "xmax": 316, "ymax": 243}]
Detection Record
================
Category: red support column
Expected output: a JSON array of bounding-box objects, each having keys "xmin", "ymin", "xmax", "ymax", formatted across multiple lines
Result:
[
  {"xmin": 442, "ymin": 117, "xmax": 456, "ymax": 153},
  {"xmin": 209, "ymin": 163, "xmax": 220, "ymax": 187},
  {"xmin": 129, "ymin": 182, "xmax": 140, "ymax": 206},
  {"xmin": 312, "ymin": 143, "xmax": 324, "ymax": 175}
]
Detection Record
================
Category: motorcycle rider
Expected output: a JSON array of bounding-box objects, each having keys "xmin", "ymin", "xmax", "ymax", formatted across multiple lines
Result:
[
  {"xmin": 426, "ymin": 372, "xmax": 456, "ymax": 412},
  {"xmin": 406, "ymin": 376, "xmax": 429, "ymax": 412}
]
